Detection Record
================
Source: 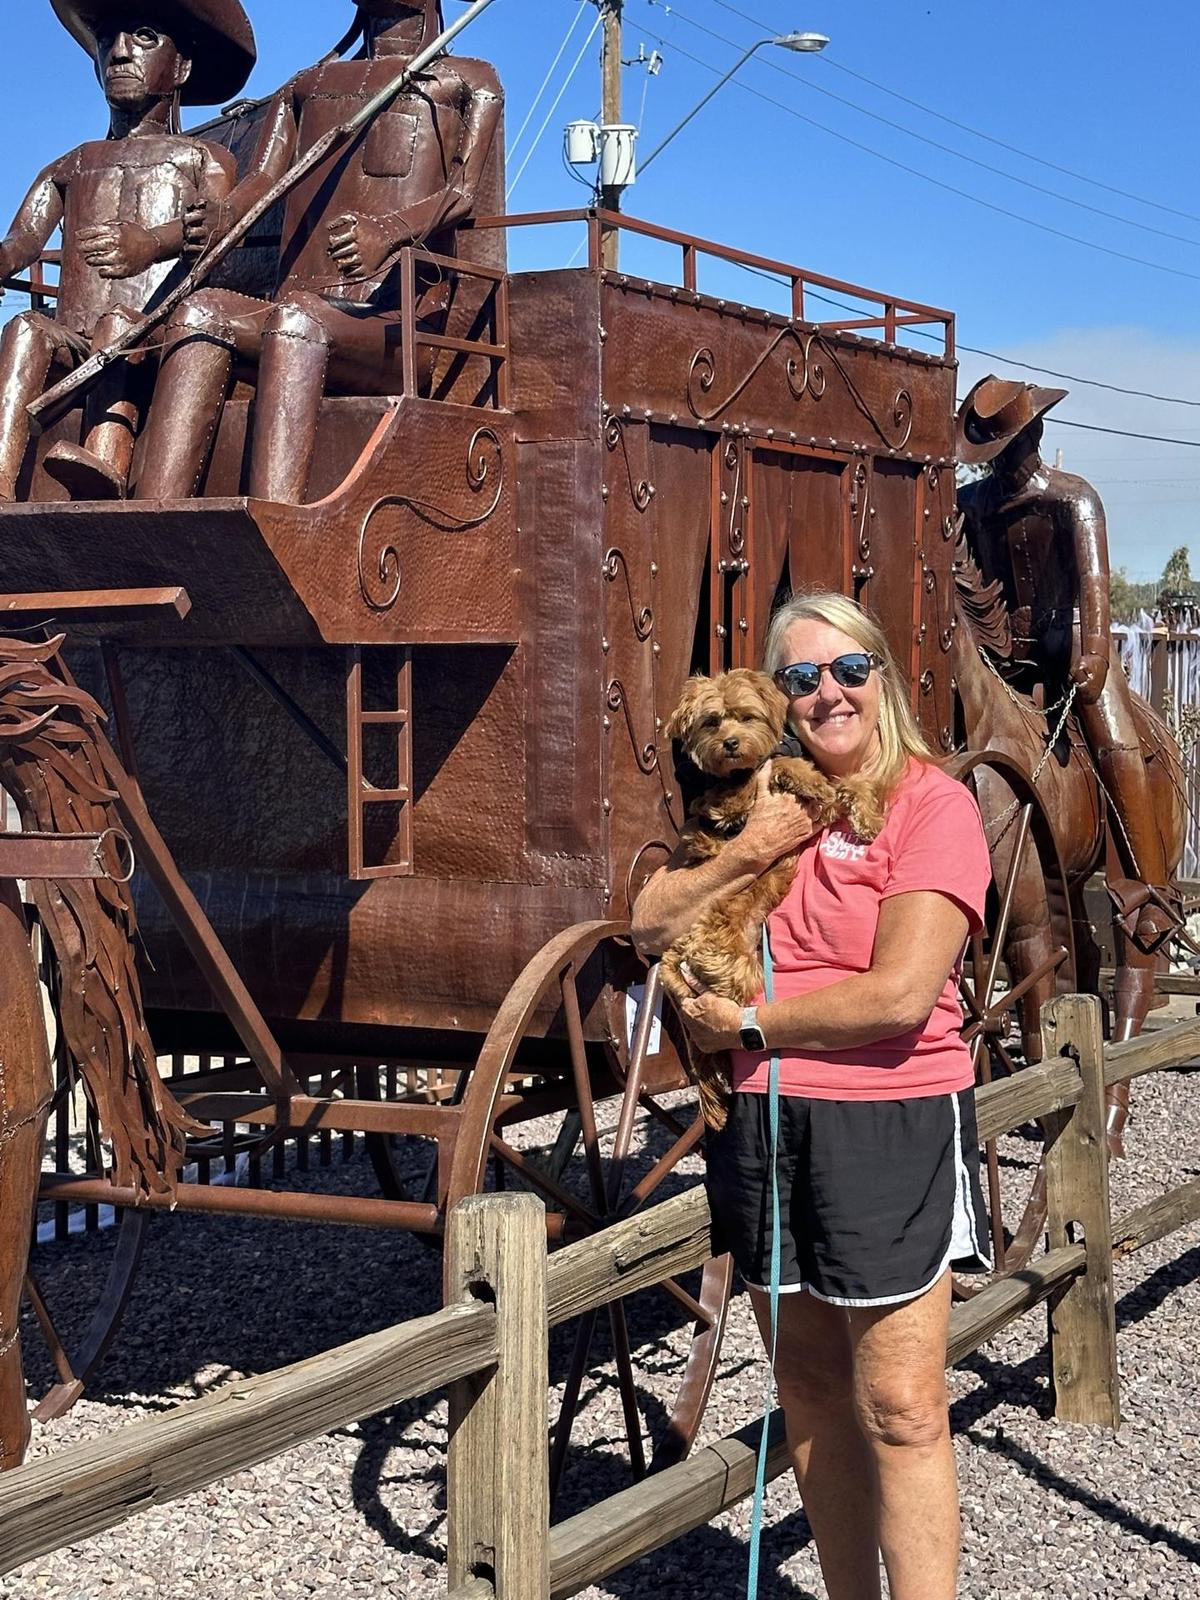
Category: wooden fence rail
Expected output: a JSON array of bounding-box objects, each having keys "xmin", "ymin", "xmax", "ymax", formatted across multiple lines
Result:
[{"xmin": 2, "ymin": 997, "xmax": 1199, "ymax": 1595}]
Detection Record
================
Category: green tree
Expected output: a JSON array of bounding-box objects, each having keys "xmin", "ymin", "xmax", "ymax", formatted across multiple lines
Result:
[
  {"xmin": 1160, "ymin": 545, "xmax": 1194, "ymax": 597},
  {"xmin": 1109, "ymin": 566, "xmax": 1158, "ymax": 622}
]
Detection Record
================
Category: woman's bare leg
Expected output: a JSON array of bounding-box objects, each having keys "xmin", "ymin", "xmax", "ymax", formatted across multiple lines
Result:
[
  {"xmin": 749, "ymin": 1286, "xmax": 882, "ymax": 1599},
  {"xmin": 849, "ymin": 1272, "xmax": 958, "ymax": 1600}
]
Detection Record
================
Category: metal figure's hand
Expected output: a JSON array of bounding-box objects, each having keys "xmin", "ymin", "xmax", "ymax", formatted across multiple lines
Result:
[
  {"xmin": 736, "ymin": 762, "xmax": 818, "ymax": 872},
  {"xmin": 675, "ymin": 966, "xmax": 743, "ymax": 1052},
  {"xmin": 326, "ymin": 213, "xmax": 396, "ymax": 280},
  {"xmin": 1070, "ymin": 651, "xmax": 1109, "ymax": 705},
  {"xmin": 181, "ymin": 199, "xmax": 225, "ymax": 257},
  {"xmin": 77, "ymin": 221, "xmax": 160, "ymax": 279}
]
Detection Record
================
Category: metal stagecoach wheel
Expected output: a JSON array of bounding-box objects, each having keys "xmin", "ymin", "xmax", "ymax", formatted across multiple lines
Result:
[
  {"xmin": 23, "ymin": 1016, "xmax": 150, "ymax": 1422},
  {"xmin": 950, "ymin": 751, "xmax": 1077, "ymax": 1294},
  {"xmin": 446, "ymin": 919, "xmax": 733, "ymax": 1504}
]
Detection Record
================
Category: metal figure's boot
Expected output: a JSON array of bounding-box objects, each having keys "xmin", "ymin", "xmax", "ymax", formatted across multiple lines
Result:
[
  {"xmin": 249, "ymin": 296, "xmax": 331, "ymax": 505},
  {"xmin": 1095, "ymin": 732, "xmax": 1182, "ymax": 952},
  {"xmin": 0, "ymin": 882, "xmax": 53, "ymax": 1470},
  {"xmin": 135, "ymin": 296, "xmax": 237, "ymax": 500},
  {"xmin": 43, "ymin": 309, "xmax": 143, "ymax": 501},
  {"xmin": 1106, "ymin": 962, "xmax": 1158, "ymax": 1157}
]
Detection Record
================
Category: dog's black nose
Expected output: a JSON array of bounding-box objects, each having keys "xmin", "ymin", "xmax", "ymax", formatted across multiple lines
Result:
[{"xmin": 723, "ymin": 736, "xmax": 740, "ymax": 754}]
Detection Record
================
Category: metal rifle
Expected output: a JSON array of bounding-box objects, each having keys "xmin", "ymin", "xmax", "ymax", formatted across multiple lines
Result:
[{"xmin": 28, "ymin": 0, "xmax": 501, "ymax": 431}]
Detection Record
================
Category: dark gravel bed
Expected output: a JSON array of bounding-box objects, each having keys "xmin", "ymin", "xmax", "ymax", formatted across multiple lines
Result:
[{"xmin": 4, "ymin": 1047, "xmax": 1200, "ymax": 1599}]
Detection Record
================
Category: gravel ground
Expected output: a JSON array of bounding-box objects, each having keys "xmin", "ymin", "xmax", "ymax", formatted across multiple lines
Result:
[{"xmin": 4, "ymin": 1012, "xmax": 1200, "ymax": 1600}]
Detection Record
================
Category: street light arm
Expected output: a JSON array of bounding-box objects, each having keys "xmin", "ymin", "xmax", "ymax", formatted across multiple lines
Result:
[{"xmin": 640, "ymin": 39, "xmax": 766, "ymax": 172}]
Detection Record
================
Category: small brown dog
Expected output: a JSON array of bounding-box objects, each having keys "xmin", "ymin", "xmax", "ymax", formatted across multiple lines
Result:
[{"xmin": 660, "ymin": 669, "xmax": 883, "ymax": 1128}]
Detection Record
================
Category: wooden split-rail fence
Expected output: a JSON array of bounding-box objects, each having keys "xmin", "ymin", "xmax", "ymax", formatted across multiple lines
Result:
[{"xmin": 3, "ymin": 994, "xmax": 1200, "ymax": 1598}]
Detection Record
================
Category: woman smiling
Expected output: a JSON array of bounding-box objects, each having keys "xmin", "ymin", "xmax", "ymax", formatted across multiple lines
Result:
[{"xmin": 633, "ymin": 590, "xmax": 993, "ymax": 1600}]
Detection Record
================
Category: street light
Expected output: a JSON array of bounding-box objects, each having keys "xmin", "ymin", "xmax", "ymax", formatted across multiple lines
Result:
[{"xmin": 639, "ymin": 31, "xmax": 830, "ymax": 174}]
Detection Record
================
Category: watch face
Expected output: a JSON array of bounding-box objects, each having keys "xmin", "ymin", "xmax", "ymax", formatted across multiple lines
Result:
[{"xmin": 739, "ymin": 1024, "xmax": 767, "ymax": 1051}]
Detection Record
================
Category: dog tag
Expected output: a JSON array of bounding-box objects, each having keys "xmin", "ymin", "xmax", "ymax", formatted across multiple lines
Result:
[{"xmin": 624, "ymin": 982, "xmax": 663, "ymax": 1055}]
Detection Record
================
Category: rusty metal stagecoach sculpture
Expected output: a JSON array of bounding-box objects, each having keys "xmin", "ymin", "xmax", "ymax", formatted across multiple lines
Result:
[{"xmin": 0, "ymin": 0, "xmax": 1188, "ymax": 1489}]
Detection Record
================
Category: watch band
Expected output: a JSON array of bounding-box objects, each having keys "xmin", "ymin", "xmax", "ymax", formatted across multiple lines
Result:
[{"xmin": 739, "ymin": 1005, "xmax": 767, "ymax": 1051}]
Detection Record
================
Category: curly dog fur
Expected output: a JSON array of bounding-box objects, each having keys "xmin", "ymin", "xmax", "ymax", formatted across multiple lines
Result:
[{"xmin": 659, "ymin": 669, "xmax": 884, "ymax": 1128}]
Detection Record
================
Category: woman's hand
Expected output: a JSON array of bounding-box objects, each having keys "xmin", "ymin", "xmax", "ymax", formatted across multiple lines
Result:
[
  {"xmin": 675, "ymin": 964, "xmax": 743, "ymax": 1052},
  {"xmin": 735, "ymin": 762, "xmax": 818, "ymax": 873}
]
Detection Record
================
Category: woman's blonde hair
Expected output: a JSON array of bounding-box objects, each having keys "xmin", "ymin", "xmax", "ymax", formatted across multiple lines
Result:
[{"xmin": 762, "ymin": 590, "xmax": 937, "ymax": 806}]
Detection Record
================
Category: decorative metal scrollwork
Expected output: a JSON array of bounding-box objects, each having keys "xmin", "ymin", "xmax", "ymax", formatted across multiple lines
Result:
[
  {"xmin": 357, "ymin": 426, "xmax": 504, "ymax": 612},
  {"xmin": 605, "ymin": 679, "xmax": 659, "ymax": 773},
  {"xmin": 686, "ymin": 328, "xmax": 914, "ymax": 451},
  {"xmin": 603, "ymin": 546, "xmax": 654, "ymax": 640},
  {"xmin": 604, "ymin": 414, "xmax": 653, "ymax": 511},
  {"xmin": 919, "ymin": 669, "xmax": 935, "ymax": 695},
  {"xmin": 687, "ymin": 326, "xmax": 824, "ymax": 424},
  {"xmin": 724, "ymin": 436, "xmax": 745, "ymax": 556},
  {"xmin": 852, "ymin": 458, "xmax": 871, "ymax": 561}
]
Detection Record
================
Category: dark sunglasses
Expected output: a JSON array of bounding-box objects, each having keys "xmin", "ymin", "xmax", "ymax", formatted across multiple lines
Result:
[{"xmin": 773, "ymin": 651, "xmax": 878, "ymax": 699}]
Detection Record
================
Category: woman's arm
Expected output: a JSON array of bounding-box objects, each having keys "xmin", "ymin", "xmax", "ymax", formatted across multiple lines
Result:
[
  {"xmin": 631, "ymin": 764, "xmax": 817, "ymax": 956},
  {"xmin": 676, "ymin": 890, "xmax": 970, "ymax": 1051}
]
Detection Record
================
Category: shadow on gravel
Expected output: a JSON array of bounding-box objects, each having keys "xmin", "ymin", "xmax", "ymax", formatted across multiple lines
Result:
[
  {"xmin": 587, "ymin": 1505, "xmax": 818, "ymax": 1600},
  {"xmin": 966, "ymin": 1427, "xmax": 1200, "ymax": 1568},
  {"xmin": 952, "ymin": 1238, "xmax": 1200, "ymax": 1435}
]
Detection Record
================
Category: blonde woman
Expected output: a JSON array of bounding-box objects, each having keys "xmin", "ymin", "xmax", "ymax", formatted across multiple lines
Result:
[{"xmin": 632, "ymin": 591, "xmax": 992, "ymax": 1600}]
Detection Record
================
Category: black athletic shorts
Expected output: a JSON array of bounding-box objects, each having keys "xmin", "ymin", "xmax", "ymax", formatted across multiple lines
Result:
[{"xmin": 705, "ymin": 1087, "xmax": 992, "ymax": 1306}]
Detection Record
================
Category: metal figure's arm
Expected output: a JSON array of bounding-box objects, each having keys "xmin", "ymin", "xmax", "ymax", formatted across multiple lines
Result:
[
  {"xmin": 327, "ymin": 65, "xmax": 503, "ymax": 277},
  {"xmin": 0, "ymin": 162, "xmax": 67, "ymax": 281},
  {"xmin": 1067, "ymin": 480, "xmax": 1112, "ymax": 703},
  {"xmin": 185, "ymin": 87, "xmax": 301, "ymax": 255},
  {"xmin": 80, "ymin": 146, "xmax": 242, "ymax": 278}
]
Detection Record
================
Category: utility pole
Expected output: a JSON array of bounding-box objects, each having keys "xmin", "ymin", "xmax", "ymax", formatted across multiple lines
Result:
[{"xmin": 600, "ymin": 0, "xmax": 622, "ymax": 268}]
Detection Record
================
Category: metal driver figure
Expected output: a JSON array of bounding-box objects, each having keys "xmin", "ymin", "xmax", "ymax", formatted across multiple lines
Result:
[
  {"xmin": 0, "ymin": 0, "xmax": 257, "ymax": 502},
  {"xmin": 133, "ymin": 0, "xmax": 504, "ymax": 505}
]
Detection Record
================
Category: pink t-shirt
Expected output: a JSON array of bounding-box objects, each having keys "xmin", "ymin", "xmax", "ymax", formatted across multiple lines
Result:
[{"xmin": 731, "ymin": 761, "xmax": 991, "ymax": 1101}]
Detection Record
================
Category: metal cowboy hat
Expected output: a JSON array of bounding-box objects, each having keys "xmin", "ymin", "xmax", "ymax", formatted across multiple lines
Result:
[
  {"xmin": 956, "ymin": 375, "xmax": 1068, "ymax": 465},
  {"xmin": 51, "ymin": 0, "xmax": 256, "ymax": 106}
]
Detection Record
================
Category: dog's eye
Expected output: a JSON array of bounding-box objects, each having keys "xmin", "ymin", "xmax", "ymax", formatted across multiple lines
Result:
[{"xmin": 702, "ymin": 714, "xmax": 721, "ymax": 729}]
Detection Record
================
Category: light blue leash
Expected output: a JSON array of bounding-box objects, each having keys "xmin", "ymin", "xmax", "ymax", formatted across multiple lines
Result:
[{"xmin": 746, "ymin": 922, "xmax": 781, "ymax": 1599}]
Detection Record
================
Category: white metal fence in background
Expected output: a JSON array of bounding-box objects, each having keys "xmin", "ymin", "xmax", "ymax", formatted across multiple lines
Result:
[{"xmin": 1114, "ymin": 614, "xmax": 1200, "ymax": 881}]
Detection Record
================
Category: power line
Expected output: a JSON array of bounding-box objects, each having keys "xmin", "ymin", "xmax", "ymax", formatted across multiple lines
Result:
[
  {"xmin": 506, "ymin": 2, "xmax": 590, "ymax": 165},
  {"xmin": 947, "ymin": 346, "xmax": 1200, "ymax": 409},
  {"xmin": 633, "ymin": 16, "xmax": 1200, "ymax": 285},
  {"xmin": 709, "ymin": 0, "xmax": 1200, "ymax": 228},
  {"xmin": 627, "ymin": 12, "xmax": 1200, "ymax": 421},
  {"xmin": 506, "ymin": 10, "xmax": 602, "ymax": 200},
  {"xmin": 650, "ymin": 0, "xmax": 1200, "ymax": 252},
  {"xmin": 708, "ymin": 254, "xmax": 1200, "ymax": 449},
  {"xmin": 1047, "ymin": 417, "xmax": 1200, "ymax": 449}
]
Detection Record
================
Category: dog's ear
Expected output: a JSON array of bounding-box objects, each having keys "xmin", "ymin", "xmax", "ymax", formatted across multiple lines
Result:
[
  {"xmin": 664, "ymin": 676, "xmax": 707, "ymax": 744},
  {"xmin": 748, "ymin": 671, "xmax": 789, "ymax": 736}
]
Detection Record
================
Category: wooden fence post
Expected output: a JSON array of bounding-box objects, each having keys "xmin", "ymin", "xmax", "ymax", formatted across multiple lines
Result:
[
  {"xmin": 446, "ymin": 1192, "xmax": 550, "ymax": 1598},
  {"xmin": 1041, "ymin": 994, "xmax": 1120, "ymax": 1428}
]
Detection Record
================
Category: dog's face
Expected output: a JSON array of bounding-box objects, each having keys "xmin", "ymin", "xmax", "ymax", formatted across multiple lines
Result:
[{"xmin": 665, "ymin": 670, "xmax": 788, "ymax": 778}]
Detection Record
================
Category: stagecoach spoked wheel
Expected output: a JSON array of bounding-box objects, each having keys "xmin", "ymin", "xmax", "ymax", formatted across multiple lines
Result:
[
  {"xmin": 950, "ymin": 752, "xmax": 1077, "ymax": 1296},
  {"xmin": 24, "ymin": 1028, "xmax": 151, "ymax": 1421},
  {"xmin": 447, "ymin": 919, "xmax": 733, "ymax": 1506}
]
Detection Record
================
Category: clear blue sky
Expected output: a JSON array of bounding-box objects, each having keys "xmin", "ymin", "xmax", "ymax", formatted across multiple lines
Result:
[{"xmin": 5, "ymin": 0, "xmax": 1200, "ymax": 577}]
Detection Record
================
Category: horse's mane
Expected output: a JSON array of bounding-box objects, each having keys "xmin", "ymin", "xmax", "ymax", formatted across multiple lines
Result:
[
  {"xmin": 0, "ymin": 636, "xmax": 194, "ymax": 1195},
  {"xmin": 952, "ymin": 511, "xmax": 1013, "ymax": 659}
]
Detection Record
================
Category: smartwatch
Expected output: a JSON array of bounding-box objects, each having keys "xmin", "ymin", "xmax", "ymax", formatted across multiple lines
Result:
[{"xmin": 739, "ymin": 1006, "xmax": 767, "ymax": 1051}]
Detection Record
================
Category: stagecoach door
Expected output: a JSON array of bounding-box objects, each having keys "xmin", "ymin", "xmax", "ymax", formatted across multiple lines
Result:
[{"xmin": 714, "ymin": 442, "xmax": 851, "ymax": 672}]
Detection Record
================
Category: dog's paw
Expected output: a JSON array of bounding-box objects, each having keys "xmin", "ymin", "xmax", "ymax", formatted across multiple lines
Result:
[
  {"xmin": 836, "ymin": 778, "xmax": 885, "ymax": 841},
  {"xmin": 771, "ymin": 755, "xmax": 839, "ymax": 816}
]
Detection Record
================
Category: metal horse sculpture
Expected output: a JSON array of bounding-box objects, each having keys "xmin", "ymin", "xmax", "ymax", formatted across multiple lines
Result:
[{"xmin": 953, "ymin": 532, "xmax": 1187, "ymax": 1149}]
